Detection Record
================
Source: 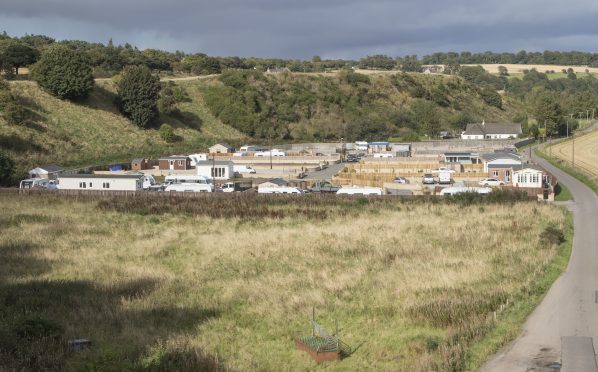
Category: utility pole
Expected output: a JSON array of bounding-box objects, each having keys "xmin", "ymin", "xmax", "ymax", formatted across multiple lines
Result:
[{"xmin": 572, "ymin": 132, "xmax": 575, "ymax": 168}]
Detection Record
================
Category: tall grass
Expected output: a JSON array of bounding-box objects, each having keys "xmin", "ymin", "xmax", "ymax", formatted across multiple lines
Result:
[{"xmin": 0, "ymin": 194, "xmax": 569, "ymax": 371}]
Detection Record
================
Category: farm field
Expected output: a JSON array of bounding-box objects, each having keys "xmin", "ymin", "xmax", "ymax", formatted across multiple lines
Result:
[
  {"xmin": 548, "ymin": 130, "xmax": 598, "ymax": 179},
  {"xmin": 0, "ymin": 193, "xmax": 570, "ymax": 371}
]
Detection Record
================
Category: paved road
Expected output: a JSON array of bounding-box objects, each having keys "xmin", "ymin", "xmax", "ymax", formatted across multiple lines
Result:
[
  {"xmin": 482, "ymin": 150, "xmax": 598, "ymax": 371},
  {"xmin": 303, "ymin": 162, "xmax": 345, "ymax": 181}
]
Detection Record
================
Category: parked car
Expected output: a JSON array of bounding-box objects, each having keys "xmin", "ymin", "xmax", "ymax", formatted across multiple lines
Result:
[
  {"xmin": 478, "ymin": 178, "xmax": 505, "ymax": 187},
  {"xmin": 422, "ymin": 173, "xmax": 435, "ymax": 184},
  {"xmin": 393, "ymin": 176, "xmax": 409, "ymax": 184},
  {"xmin": 308, "ymin": 181, "xmax": 341, "ymax": 193},
  {"xmin": 373, "ymin": 153, "xmax": 394, "ymax": 158}
]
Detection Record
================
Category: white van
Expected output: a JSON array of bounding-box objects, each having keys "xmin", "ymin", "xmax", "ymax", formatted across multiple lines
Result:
[
  {"xmin": 165, "ymin": 183, "xmax": 212, "ymax": 193},
  {"xmin": 355, "ymin": 141, "xmax": 369, "ymax": 151},
  {"xmin": 233, "ymin": 165, "xmax": 256, "ymax": 174},
  {"xmin": 336, "ymin": 186, "xmax": 383, "ymax": 196},
  {"xmin": 257, "ymin": 186, "xmax": 303, "ymax": 194},
  {"xmin": 142, "ymin": 175, "xmax": 156, "ymax": 189},
  {"xmin": 20, "ymin": 178, "xmax": 57, "ymax": 189},
  {"xmin": 255, "ymin": 149, "xmax": 286, "ymax": 157},
  {"xmin": 165, "ymin": 175, "xmax": 213, "ymax": 189}
]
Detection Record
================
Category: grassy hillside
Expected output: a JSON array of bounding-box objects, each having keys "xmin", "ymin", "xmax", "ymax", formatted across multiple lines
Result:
[
  {"xmin": 200, "ymin": 70, "xmax": 523, "ymax": 141},
  {"xmin": 0, "ymin": 193, "xmax": 570, "ymax": 371},
  {"xmin": 1, "ymin": 79, "xmax": 245, "ymax": 177}
]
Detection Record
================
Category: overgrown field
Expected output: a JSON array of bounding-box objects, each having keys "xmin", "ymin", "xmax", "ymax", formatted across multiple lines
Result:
[{"xmin": 0, "ymin": 194, "xmax": 570, "ymax": 371}]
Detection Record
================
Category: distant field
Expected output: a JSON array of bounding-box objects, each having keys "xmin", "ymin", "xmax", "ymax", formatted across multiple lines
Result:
[
  {"xmin": 464, "ymin": 64, "xmax": 598, "ymax": 75},
  {"xmin": 0, "ymin": 193, "xmax": 570, "ymax": 371},
  {"xmin": 548, "ymin": 130, "xmax": 598, "ymax": 178}
]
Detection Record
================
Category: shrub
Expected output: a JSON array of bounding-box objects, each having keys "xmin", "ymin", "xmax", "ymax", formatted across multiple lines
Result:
[
  {"xmin": 3, "ymin": 101, "xmax": 27, "ymax": 125},
  {"xmin": 159, "ymin": 123, "xmax": 176, "ymax": 143},
  {"xmin": 30, "ymin": 44, "xmax": 94, "ymax": 100},
  {"xmin": 0, "ymin": 151, "xmax": 15, "ymax": 186},
  {"xmin": 539, "ymin": 226, "xmax": 565, "ymax": 247},
  {"xmin": 116, "ymin": 65, "xmax": 161, "ymax": 127}
]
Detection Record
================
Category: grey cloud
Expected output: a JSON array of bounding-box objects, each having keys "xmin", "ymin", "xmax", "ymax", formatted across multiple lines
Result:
[{"xmin": 2, "ymin": 0, "xmax": 598, "ymax": 58}]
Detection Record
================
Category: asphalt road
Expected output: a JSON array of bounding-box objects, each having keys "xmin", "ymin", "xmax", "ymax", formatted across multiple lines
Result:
[
  {"xmin": 303, "ymin": 162, "xmax": 345, "ymax": 181},
  {"xmin": 482, "ymin": 150, "xmax": 598, "ymax": 371}
]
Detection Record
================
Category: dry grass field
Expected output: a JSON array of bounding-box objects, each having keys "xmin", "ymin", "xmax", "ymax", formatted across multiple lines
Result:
[
  {"xmin": 548, "ymin": 130, "xmax": 598, "ymax": 178},
  {"xmin": 0, "ymin": 193, "xmax": 570, "ymax": 371}
]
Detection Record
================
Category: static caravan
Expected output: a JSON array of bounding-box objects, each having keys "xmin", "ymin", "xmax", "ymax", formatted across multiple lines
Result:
[
  {"xmin": 257, "ymin": 186, "xmax": 303, "ymax": 194},
  {"xmin": 336, "ymin": 186, "xmax": 383, "ymax": 196},
  {"xmin": 58, "ymin": 174, "xmax": 144, "ymax": 191}
]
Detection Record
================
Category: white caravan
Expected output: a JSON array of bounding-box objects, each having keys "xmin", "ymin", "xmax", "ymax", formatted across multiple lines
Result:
[
  {"xmin": 257, "ymin": 186, "xmax": 303, "ymax": 194},
  {"xmin": 439, "ymin": 187, "xmax": 492, "ymax": 196},
  {"xmin": 165, "ymin": 183, "xmax": 212, "ymax": 193},
  {"xmin": 336, "ymin": 186, "xmax": 383, "ymax": 196},
  {"xmin": 188, "ymin": 153, "xmax": 208, "ymax": 166},
  {"xmin": 355, "ymin": 141, "xmax": 369, "ymax": 151},
  {"xmin": 165, "ymin": 175, "xmax": 214, "ymax": 190},
  {"xmin": 19, "ymin": 178, "xmax": 58, "ymax": 189}
]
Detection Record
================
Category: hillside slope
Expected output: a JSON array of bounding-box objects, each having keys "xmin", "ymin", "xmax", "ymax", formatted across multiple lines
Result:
[
  {"xmin": 1, "ymin": 80, "xmax": 245, "ymax": 176},
  {"xmin": 199, "ymin": 70, "xmax": 523, "ymax": 141},
  {"xmin": 1, "ymin": 71, "xmax": 524, "ymax": 177}
]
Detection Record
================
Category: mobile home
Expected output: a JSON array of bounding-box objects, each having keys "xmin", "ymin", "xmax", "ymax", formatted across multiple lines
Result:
[{"xmin": 57, "ymin": 174, "xmax": 144, "ymax": 191}]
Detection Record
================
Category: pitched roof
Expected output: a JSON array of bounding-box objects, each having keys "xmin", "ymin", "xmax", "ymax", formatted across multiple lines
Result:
[
  {"xmin": 267, "ymin": 178, "xmax": 289, "ymax": 186},
  {"xmin": 159, "ymin": 156, "xmax": 189, "ymax": 160},
  {"xmin": 34, "ymin": 164, "xmax": 64, "ymax": 173},
  {"xmin": 463, "ymin": 122, "xmax": 522, "ymax": 136},
  {"xmin": 195, "ymin": 160, "xmax": 233, "ymax": 166},
  {"xmin": 512, "ymin": 164, "xmax": 545, "ymax": 172},
  {"xmin": 482, "ymin": 152, "xmax": 521, "ymax": 161},
  {"xmin": 210, "ymin": 143, "xmax": 233, "ymax": 149},
  {"xmin": 132, "ymin": 158, "xmax": 146, "ymax": 163}
]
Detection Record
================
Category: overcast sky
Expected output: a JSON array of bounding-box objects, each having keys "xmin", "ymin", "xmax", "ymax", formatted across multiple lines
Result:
[{"xmin": 2, "ymin": 0, "xmax": 598, "ymax": 59}]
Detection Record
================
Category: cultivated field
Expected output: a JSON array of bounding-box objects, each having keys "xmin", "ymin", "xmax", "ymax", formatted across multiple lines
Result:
[
  {"xmin": 548, "ymin": 130, "xmax": 598, "ymax": 178},
  {"xmin": 0, "ymin": 193, "xmax": 570, "ymax": 371},
  {"xmin": 463, "ymin": 64, "xmax": 598, "ymax": 75}
]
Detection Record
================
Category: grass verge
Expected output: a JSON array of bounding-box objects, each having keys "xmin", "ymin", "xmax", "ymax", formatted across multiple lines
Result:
[{"xmin": 466, "ymin": 209, "xmax": 573, "ymax": 369}]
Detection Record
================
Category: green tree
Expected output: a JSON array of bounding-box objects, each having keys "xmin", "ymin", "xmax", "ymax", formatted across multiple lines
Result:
[
  {"xmin": 530, "ymin": 89, "xmax": 562, "ymax": 136},
  {"xmin": 411, "ymin": 100, "xmax": 440, "ymax": 136},
  {"xmin": 31, "ymin": 44, "xmax": 94, "ymax": 99},
  {"xmin": 159, "ymin": 123, "xmax": 176, "ymax": 142},
  {"xmin": 0, "ymin": 151, "xmax": 15, "ymax": 186},
  {"xmin": 480, "ymin": 87, "xmax": 502, "ymax": 108},
  {"xmin": 0, "ymin": 40, "xmax": 39, "ymax": 75},
  {"xmin": 400, "ymin": 58, "xmax": 422, "ymax": 72},
  {"xmin": 117, "ymin": 65, "xmax": 161, "ymax": 127}
]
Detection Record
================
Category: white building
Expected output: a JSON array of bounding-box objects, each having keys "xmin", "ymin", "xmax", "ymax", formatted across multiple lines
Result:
[
  {"xmin": 28, "ymin": 164, "xmax": 64, "ymax": 179},
  {"xmin": 513, "ymin": 167, "xmax": 544, "ymax": 188},
  {"xmin": 208, "ymin": 143, "xmax": 234, "ymax": 154},
  {"xmin": 196, "ymin": 160, "xmax": 234, "ymax": 180},
  {"xmin": 461, "ymin": 122, "xmax": 522, "ymax": 140},
  {"xmin": 58, "ymin": 174, "xmax": 144, "ymax": 191}
]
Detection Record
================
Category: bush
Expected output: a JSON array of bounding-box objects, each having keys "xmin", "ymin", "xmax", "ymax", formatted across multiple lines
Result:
[
  {"xmin": 0, "ymin": 151, "xmax": 15, "ymax": 186},
  {"xmin": 30, "ymin": 44, "xmax": 94, "ymax": 100},
  {"xmin": 116, "ymin": 65, "xmax": 161, "ymax": 127},
  {"xmin": 159, "ymin": 123, "xmax": 176, "ymax": 143},
  {"xmin": 480, "ymin": 87, "xmax": 502, "ymax": 108},
  {"xmin": 3, "ymin": 101, "xmax": 27, "ymax": 125},
  {"xmin": 539, "ymin": 226, "xmax": 565, "ymax": 247}
]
